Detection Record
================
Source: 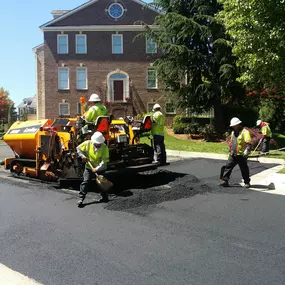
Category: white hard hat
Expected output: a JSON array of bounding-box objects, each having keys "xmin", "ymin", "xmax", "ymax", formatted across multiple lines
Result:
[
  {"xmin": 119, "ymin": 117, "xmax": 124, "ymax": 120},
  {"xmin": 256, "ymin": 120, "xmax": 262, "ymax": 126},
  {"xmin": 91, "ymin": 132, "xmax": 105, "ymax": 144},
  {"xmin": 230, "ymin": 117, "xmax": 242, "ymax": 127},
  {"xmin": 153, "ymin": 103, "xmax": 161, "ymax": 111},
  {"xmin": 88, "ymin": 93, "xmax": 101, "ymax": 102}
]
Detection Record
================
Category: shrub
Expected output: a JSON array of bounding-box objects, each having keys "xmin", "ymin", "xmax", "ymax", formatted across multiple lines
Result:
[
  {"xmin": 173, "ymin": 123, "xmax": 186, "ymax": 134},
  {"xmin": 184, "ymin": 122, "xmax": 201, "ymax": 135},
  {"xmin": 259, "ymin": 99, "xmax": 285, "ymax": 132},
  {"xmin": 200, "ymin": 124, "xmax": 219, "ymax": 142}
]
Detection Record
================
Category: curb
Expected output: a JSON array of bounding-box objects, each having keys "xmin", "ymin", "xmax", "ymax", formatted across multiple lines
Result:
[{"xmin": 166, "ymin": 149, "xmax": 285, "ymax": 165}]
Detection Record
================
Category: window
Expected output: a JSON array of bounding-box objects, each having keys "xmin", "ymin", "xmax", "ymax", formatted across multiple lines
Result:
[
  {"xmin": 76, "ymin": 34, "xmax": 87, "ymax": 54},
  {"xmin": 57, "ymin": 34, "xmax": 68, "ymax": 54},
  {"xmin": 165, "ymin": 102, "xmax": 176, "ymax": 114},
  {"xmin": 77, "ymin": 103, "xmax": 82, "ymax": 115},
  {"xmin": 147, "ymin": 103, "xmax": 156, "ymax": 112},
  {"xmin": 147, "ymin": 68, "xmax": 158, "ymax": 89},
  {"xmin": 146, "ymin": 38, "xmax": 157, "ymax": 54},
  {"xmin": 76, "ymin": 67, "xmax": 87, "ymax": 90},
  {"xmin": 108, "ymin": 3, "xmax": 124, "ymax": 19},
  {"xmin": 58, "ymin": 68, "xmax": 69, "ymax": 90},
  {"xmin": 59, "ymin": 103, "xmax": 70, "ymax": 116},
  {"xmin": 112, "ymin": 34, "xmax": 123, "ymax": 54}
]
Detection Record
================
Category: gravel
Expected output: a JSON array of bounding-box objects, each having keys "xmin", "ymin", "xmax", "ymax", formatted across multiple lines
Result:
[{"xmin": 104, "ymin": 170, "xmax": 211, "ymax": 213}]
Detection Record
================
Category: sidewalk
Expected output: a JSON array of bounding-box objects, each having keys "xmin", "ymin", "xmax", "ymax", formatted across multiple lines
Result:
[
  {"xmin": 166, "ymin": 149, "xmax": 285, "ymax": 193},
  {"xmin": 166, "ymin": 149, "xmax": 285, "ymax": 165}
]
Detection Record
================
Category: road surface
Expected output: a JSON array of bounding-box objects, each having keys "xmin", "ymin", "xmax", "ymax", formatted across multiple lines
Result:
[{"xmin": 0, "ymin": 144, "xmax": 285, "ymax": 284}]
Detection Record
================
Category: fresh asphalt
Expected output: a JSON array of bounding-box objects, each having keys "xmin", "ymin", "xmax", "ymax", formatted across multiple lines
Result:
[{"xmin": 1, "ymin": 144, "xmax": 285, "ymax": 284}]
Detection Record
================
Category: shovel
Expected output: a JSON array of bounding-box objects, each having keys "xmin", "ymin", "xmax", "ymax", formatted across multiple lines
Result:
[{"xmin": 87, "ymin": 161, "xmax": 113, "ymax": 192}]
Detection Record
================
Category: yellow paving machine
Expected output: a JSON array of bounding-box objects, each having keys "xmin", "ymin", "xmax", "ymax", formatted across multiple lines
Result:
[{"xmin": 3, "ymin": 111, "xmax": 155, "ymax": 184}]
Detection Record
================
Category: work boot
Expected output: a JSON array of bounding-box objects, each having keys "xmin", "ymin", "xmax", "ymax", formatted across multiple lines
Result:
[
  {"xmin": 244, "ymin": 183, "xmax": 251, "ymax": 188},
  {"xmin": 219, "ymin": 180, "xmax": 229, "ymax": 187},
  {"xmin": 77, "ymin": 198, "xmax": 84, "ymax": 207},
  {"xmin": 95, "ymin": 193, "xmax": 109, "ymax": 203}
]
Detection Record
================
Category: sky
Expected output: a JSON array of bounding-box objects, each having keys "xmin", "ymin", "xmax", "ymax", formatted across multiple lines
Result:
[{"xmin": 0, "ymin": 0, "xmax": 151, "ymax": 107}]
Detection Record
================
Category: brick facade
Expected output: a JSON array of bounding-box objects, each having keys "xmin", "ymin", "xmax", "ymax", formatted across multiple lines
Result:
[{"xmin": 35, "ymin": 0, "xmax": 174, "ymax": 120}]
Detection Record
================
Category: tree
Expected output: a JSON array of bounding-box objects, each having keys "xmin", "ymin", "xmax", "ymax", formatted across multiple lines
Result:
[
  {"xmin": 218, "ymin": 0, "xmax": 285, "ymax": 92},
  {"xmin": 0, "ymin": 87, "xmax": 13, "ymax": 123},
  {"xmin": 139, "ymin": 0, "xmax": 244, "ymax": 130}
]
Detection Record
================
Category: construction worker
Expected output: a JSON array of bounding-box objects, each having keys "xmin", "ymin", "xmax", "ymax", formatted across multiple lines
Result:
[
  {"xmin": 220, "ymin": 117, "xmax": 252, "ymax": 188},
  {"xmin": 151, "ymin": 103, "xmax": 167, "ymax": 165},
  {"xmin": 76, "ymin": 132, "xmax": 109, "ymax": 207},
  {"xmin": 84, "ymin": 93, "xmax": 108, "ymax": 124},
  {"xmin": 256, "ymin": 120, "xmax": 272, "ymax": 154}
]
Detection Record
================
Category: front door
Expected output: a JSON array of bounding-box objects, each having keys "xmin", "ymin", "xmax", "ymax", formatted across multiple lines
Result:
[{"xmin": 113, "ymin": 80, "xmax": 124, "ymax": 101}]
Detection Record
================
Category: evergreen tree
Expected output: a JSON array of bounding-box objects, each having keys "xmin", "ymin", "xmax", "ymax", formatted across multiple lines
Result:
[{"xmin": 140, "ymin": 0, "xmax": 244, "ymax": 130}]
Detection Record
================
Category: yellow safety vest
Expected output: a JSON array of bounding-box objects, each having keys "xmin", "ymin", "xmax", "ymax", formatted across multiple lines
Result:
[
  {"xmin": 78, "ymin": 140, "xmax": 109, "ymax": 169},
  {"xmin": 261, "ymin": 123, "xmax": 272, "ymax": 137},
  {"xmin": 85, "ymin": 104, "xmax": 108, "ymax": 124},
  {"xmin": 230, "ymin": 128, "xmax": 251, "ymax": 155},
  {"xmin": 151, "ymin": 111, "xmax": 165, "ymax": 135}
]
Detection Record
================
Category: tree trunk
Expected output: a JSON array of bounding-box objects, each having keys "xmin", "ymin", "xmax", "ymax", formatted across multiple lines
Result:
[{"xmin": 213, "ymin": 96, "xmax": 225, "ymax": 133}]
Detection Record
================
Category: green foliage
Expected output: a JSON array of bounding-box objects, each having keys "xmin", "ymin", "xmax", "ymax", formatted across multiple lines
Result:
[
  {"xmin": 221, "ymin": 104, "xmax": 259, "ymax": 128},
  {"xmin": 259, "ymin": 99, "xmax": 285, "ymax": 132},
  {"xmin": 200, "ymin": 124, "xmax": 220, "ymax": 142},
  {"xmin": 138, "ymin": 0, "xmax": 244, "ymax": 131},
  {"xmin": 218, "ymin": 0, "xmax": 285, "ymax": 91},
  {"xmin": 173, "ymin": 122, "xmax": 186, "ymax": 134}
]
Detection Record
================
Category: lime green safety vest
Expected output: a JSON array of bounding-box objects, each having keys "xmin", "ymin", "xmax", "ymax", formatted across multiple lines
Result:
[
  {"xmin": 261, "ymin": 123, "xmax": 272, "ymax": 137},
  {"xmin": 151, "ymin": 111, "xmax": 165, "ymax": 135},
  {"xmin": 230, "ymin": 128, "xmax": 251, "ymax": 155},
  {"xmin": 78, "ymin": 140, "xmax": 109, "ymax": 169},
  {"xmin": 85, "ymin": 103, "xmax": 108, "ymax": 124}
]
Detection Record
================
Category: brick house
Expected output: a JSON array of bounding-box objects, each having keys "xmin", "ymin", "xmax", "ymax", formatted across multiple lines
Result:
[{"xmin": 33, "ymin": 0, "xmax": 176, "ymax": 121}]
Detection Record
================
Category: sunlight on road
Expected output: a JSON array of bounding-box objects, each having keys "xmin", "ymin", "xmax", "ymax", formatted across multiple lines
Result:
[{"xmin": 0, "ymin": 264, "xmax": 43, "ymax": 285}]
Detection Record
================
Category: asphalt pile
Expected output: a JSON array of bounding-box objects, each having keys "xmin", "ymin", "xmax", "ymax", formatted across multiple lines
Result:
[{"xmin": 104, "ymin": 170, "xmax": 211, "ymax": 212}]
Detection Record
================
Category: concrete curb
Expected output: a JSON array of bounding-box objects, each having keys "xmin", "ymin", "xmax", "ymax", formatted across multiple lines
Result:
[{"xmin": 166, "ymin": 149, "xmax": 285, "ymax": 165}]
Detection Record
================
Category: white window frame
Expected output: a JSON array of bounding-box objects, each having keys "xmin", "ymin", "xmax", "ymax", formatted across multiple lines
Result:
[
  {"xmin": 165, "ymin": 102, "xmax": 176, "ymax": 115},
  {"xmin": 76, "ymin": 67, "xmax": 88, "ymax": 90},
  {"xmin": 147, "ymin": 102, "xmax": 156, "ymax": 113},
  {"xmin": 146, "ymin": 38, "xmax": 157, "ymax": 54},
  {"xmin": 76, "ymin": 34, "xmax": 87, "ymax": 54},
  {"xmin": 147, "ymin": 67, "xmax": 158, "ymax": 89},
  {"xmin": 58, "ymin": 67, "xmax": 69, "ymax": 90},
  {"xmin": 57, "ymin": 34, "xmax": 68, "ymax": 54},
  {"xmin": 59, "ymin": 103, "xmax": 70, "ymax": 116},
  {"xmin": 112, "ymin": 34, "xmax": 123, "ymax": 54}
]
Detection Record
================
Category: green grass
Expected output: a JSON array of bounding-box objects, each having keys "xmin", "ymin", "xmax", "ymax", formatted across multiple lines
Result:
[
  {"xmin": 140, "ymin": 131, "xmax": 285, "ymax": 158},
  {"xmin": 141, "ymin": 132, "xmax": 228, "ymax": 153},
  {"xmin": 277, "ymin": 168, "xmax": 285, "ymax": 174}
]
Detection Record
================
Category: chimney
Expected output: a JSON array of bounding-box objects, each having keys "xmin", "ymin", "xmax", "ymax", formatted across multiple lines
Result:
[{"xmin": 51, "ymin": 10, "xmax": 70, "ymax": 19}]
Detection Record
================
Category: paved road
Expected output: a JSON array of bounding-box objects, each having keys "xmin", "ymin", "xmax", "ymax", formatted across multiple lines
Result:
[{"xmin": 1, "ymin": 144, "xmax": 285, "ymax": 284}]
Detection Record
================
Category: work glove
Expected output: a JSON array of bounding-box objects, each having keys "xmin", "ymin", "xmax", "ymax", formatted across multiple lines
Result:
[{"xmin": 243, "ymin": 149, "xmax": 250, "ymax": 158}]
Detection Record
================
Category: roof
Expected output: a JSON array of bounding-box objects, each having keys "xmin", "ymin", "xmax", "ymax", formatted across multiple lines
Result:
[
  {"xmin": 32, "ymin": 43, "xmax": 44, "ymax": 53},
  {"xmin": 18, "ymin": 96, "xmax": 37, "ymax": 108},
  {"xmin": 40, "ymin": 0, "xmax": 161, "ymax": 29}
]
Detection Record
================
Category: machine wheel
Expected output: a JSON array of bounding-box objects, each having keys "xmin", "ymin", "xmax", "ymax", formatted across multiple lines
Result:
[{"xmin": 10, "ymin": 160, "xmax": 23, "ymax": 175}]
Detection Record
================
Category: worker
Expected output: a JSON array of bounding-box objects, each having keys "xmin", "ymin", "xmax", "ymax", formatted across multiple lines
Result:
[
  {"xmin": 256, "ymin": 120, "xmax": 272, "ymax": 154},
  {"xmin": 151, "ymin": 103, "xmax": 167, "ymax": 165},
  {"xmin": 220, "ymin": 117, "xmax": 252, "ymax": 188},
  {"xmin": 83, "ymin": 93, "xmax": 108, "ymax": 124},
  {"xmin": 76, "ymin": 132, "xmax": 109, "ymax": 207}
]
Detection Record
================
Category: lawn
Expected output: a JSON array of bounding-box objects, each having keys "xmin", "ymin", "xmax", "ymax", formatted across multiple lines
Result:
[
  {"xmin": 140, "ymin": 131, "xmax": 285, "ymax": 158},
  {"xmin": 277, "ymin": 168, "xmax": 285, "ymax": 174},
  {"xmin": 141, "ymin": 132, "xmax": 228, "ymax": 153}
]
